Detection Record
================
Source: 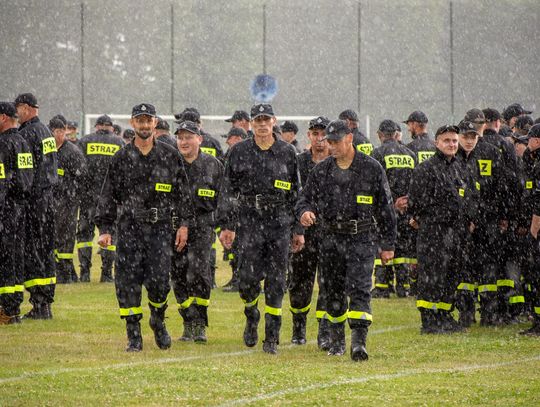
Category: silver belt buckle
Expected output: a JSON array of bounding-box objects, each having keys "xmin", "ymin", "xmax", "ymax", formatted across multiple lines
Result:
[
  {"xmin": 255, "ymin": 194, "xmax": 263, "ymax": 210},
  {"xmin": 149, "ymin": 208, "xmax": 158, "ymax": 223},
  {"xmin": 350, "ymin": 219, "xmax": 358, "ymax": 234}
]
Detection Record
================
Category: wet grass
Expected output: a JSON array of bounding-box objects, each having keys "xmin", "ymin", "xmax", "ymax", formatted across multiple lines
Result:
[{"xmin": 1, "ymin": 247, "xmax": 540, "ymax": 406}]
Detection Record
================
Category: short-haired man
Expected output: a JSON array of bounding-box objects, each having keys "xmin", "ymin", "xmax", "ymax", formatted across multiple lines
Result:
[{"xmin": 404, "ymin": 110, "xmax": 436, "ymax": 164}]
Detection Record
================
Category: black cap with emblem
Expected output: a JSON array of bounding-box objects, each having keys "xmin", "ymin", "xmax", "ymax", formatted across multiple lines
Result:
[
  {"xmin": 308, "ymin": 116, "xmax": 330, "ymax": 130},
  {"xmin": 250, "ymin": 103, "xmax": 274, "ymax": 119},
  {"xmin": 458, "ymin": 120, "xmax": 479, "ymax": 135},
  {"xmin": 131, "ymin": 103, "xmax": 156, "ymax": 118},
  {"xmin": 403, "ymin": 111, "xmax": 428, "ymax": 124},
  {"xmin": 225, "ymin": 110, "xmax": 250, "ymax": 122},
  {"xmin": 0, "ymin": 102, "xmax": 19, "ymax": 118},
  {"xmin": 174, "ymin": 120, "xmax": 200, "ymax": 136},
  {"xmin": 323, "ymin": 120, "xmax": 351, "ymax": 141},
  {"xmin": 435, "ymin": 124, "xmax": 460, "ymax": 137}
]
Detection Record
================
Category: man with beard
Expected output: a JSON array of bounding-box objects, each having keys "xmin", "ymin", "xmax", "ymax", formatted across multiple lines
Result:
[
  {"xmin": 288, "ymin": 116, "xmax": 331, "ymax": 348},
  {"xmin": 95, "ymin": 103, "xmax": 193, "ymax": 352},
  {"xmin": 404, "ymin": 111, "xmax": 436, "ymax": 164}
]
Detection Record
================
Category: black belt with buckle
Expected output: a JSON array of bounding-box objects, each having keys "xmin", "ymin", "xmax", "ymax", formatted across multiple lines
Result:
[
  {"xmin": 124, "ymin": 207, "xmax": 172, "ymax": 224},
  {"xmin": 238, "ymin": 194, "xmax": 287, "ymax": 210},
  {"xmin": 321, "ymin": 219, "xmax": 373, "ymax": 235}
]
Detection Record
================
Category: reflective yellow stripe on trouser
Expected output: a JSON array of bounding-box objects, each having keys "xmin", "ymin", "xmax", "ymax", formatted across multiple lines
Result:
[
  {"xmin": 194, "ymin": 297, "xmax": 210, "ymax": 307},
  {"xmin": 327, "ymin": 312, "xmax": 348, "ymax": 323},
  {"xmin": 497, "ymin": 279, "xmax": 514, "ymax": 288},
  {"xmin": 178, "ymin": 297, "xmax": 194, "ymax": 309},
  {"xmin": 417, "ymin": 300, "xmax": 452, "ymax": 311},
  {"xmin": 0, "ymin": 286, "xmax": 16, "ymax": 295},
  {"xmin": 56, "ymin": 252, "xmax": 74, "ymax": 260},
  {"xmin": 265, "ymin": 305, "xmax": 282, "ymax": 316},
  {"xmin": 149, "ymin": 299, "xmax": 168, "ymax": 308},
  {"xmin": 243, "ymin": 296, "xmax": 259, "ymax": 308},
  {"xmin": 13, "ymin": 285, "xmax": 23, "ymax": 292},
  {"xmin": 316, "ymin": 310, "xmax": 327, "ymax": 319},
  {"xmin": 119, "ymin": 306, "xmax": 143, "ymax": 317},
  {"xmin": 290, "ymin": 303, "xmax": 311, "ymax": 314},
  {"xmin": 534, "ymin": 307, "xmax": 540, "ymax": 316},
  {"xmin": 457, "ymin": 282, "xmax": 476, "ymax": 291},
  {"xmin": 509, "ymin": 296, "xmax": 525, "ymax": 304},
  {"xmin": 24, "ymin": 277, "xmax": 56, "ymax": 288},
  {"xmin": 348, "ymin": 310, "xmax": 373, "ymax": 322},
  {"xmin": 104, "ymin": 245, "xmax": 116, "ymax": 252},
  {"xmin": 392, "ymin": 257, "xmax": 418, "ymax": 265},
  {"xmin": 76, "ymin": 241, "xmax": 93, "ymax": 249},
  {"xmin": 478, "ymin": 284, "xmax": 497, "ymax": 293}
]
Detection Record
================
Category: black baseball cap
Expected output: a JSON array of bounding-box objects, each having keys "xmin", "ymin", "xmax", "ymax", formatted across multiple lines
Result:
[
  {"xmin": 503, "ymin": 103, "xmax": 533, "ymax": 122},
  {"xmin": 338, "ymin": 109, "xmax": 358, "ymax": 122},
  {"xmin": 464, "ymin": 108, "xmax": 486, "ymax": 124},
  {"xmin": 49, "ymin": 117, "xmax": 66, "ymax": 130},
  {"xmin": 514, "ymin": 115, "xmax": 533, "ymax": 131},
  {"xmin": 0, "ymin": 102, "xmax": 18, "ymax": 118},
  {"xmin": 223, "ymin": 127, "xmax": 248, "ymax": 139},
  {"xmin": 458, "ymin": 121, "xmax": 479, "ymax": 135},
  {"xmin": 95, "ymin": 114, "xmax": 113, "ymax": 126},
  {"xmin": 155, "ymin": 117, "xmax": 170, "ymax": 131},
  {"xmin": 324, "ymin": 120, "xmax": 351, "ymax": 141},
  {"xmin": 251, "ymin": 104, "xmax": 274, "ymax": 119},
  {"xmin": 175, "ymin": 110, "xmax": 201, "ymax": 124},
  {"xmin": 514, "ymin": 135, "xmax": 529, "ymax": 145},
  {"xmin": 482, "ymin": 108, "xmax": 501, "ymax": 123},
  {"xmin": 378, "ymin": 119, "xmax": 400, "ymax": 134},
  {"xmin": 308, "ymin": 116, "xmax": 330, "ymax": 130},
  {"xmin": 131, "ymin": 103, "xmax": 156, "ymax": 118},
  {"xmin": 435, "ymin": 124, "xmax": 460, "ymax": 137},
  {"xmin": 528, "ymin": 124, "xmax": 540, "ymax": 139},
  {"xmin": 280, "ymin": 120, "xmax": 298, "ymax": 134},
  {"xmin": 225, "ymin": 110, "xmax": 250, "ymax": 122},
  {"xmin": 403, "ymin": 110, "xmax": 428, "ymax": 124},
  {"xmin": 14, "ymin": 93, "xmax": 39, "ymax": 108},
  {"xmin": 66, "ymin": 120, "xmax": 78, "ymax": 128},
  {"xmin": 52, "ymin": 114, "xmax": 67, "ymax": 125},
  {"xmin": 175, "ymin": 120, "xmax": 200, "ymax": 136}
]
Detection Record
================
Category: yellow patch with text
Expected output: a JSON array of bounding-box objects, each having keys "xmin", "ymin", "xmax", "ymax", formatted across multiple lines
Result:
[
  {"xmin": 42, "ymin": 137, "xmax": 57, "ymax": 154},
  {"xmin": 87, "ymin": 143, "xmax": 120, "ymax": 156},
  {"xmin": 155, "ymin": 183, "xmax": 172, "ymax": 193},
  {"xmin": 198, "ymin": 188, "xmax": 215, "ymax": 198},
  {"xmin": 17, "ymin": 153, "xmax": 34, "ymax": 169},
  {"xmin": 357, "ymin": 195, "xmax": 373, "ymax": 204},
  {"xmin": 57, "ymin": 168, "xmax": 65, "ymax": 176},
  {"xmin": 274, "ymin": 180, "xmax": 291, "ymax": 190},
  {"xmin": 526, "ymin": 180, "xmax": 533, "ymax": 189},
  {"xmin": 384, "ymin": 154, "xmax": 414, "ymax": 169},
  {"xmin": 418, "ymin": 151, "xmax": 435, "ymax": 163},
  {"xmin": 459, "ymin": 188, "xmax": 465, "ymax": 197},
  {"xmin": 357, "ymin": 143, "xmax": 373, "ymax": 156},
  {"xmin": 201, "ymin": 147, "xmax": 216, "ymax": 157},
  {"xmin": 477, "ymin": 159, "xmax": 492, "ymax": 176}
]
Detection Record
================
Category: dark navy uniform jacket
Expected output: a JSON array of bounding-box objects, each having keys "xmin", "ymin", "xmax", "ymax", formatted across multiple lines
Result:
[{"xmin": 406, "ymin": 133, "xmax": 436, "ymax": 164}]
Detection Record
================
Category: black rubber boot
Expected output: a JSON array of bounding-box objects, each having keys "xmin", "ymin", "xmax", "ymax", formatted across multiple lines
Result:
[
  {"xmin": 23, "ymin": 302, "xmax": 52, "ymax": 320},
  {"xmin": 350, "ymin": 326, "xmax": 369, "ymax": 361},
  {"xmin": 126, "ymin": 318, "xmax": 143, "ymax": 352},
  {"xmin": 479, "ymin": 294, "xmax": 500, "ymax": 326},
  {"xmin": 193, "ymin": 321, "xmax": 208, "ymax": 343},
  {"xmin": 317, "ymin": 318, "xmax": 331, "ymax": 351},
  {"xmin": 100, "ymin": 250, "xmax": 115, "ymax": 283},
  {"xmin": 78, "ymin": 247, "xmax": 92, "ymax": 282},
  {"xmin": 179, "ymin": 322, "xmax": 193, "ymax": 341},
  {"xmin": 440, "ymin": 311, "xmax": 465, "ymax": 333},
  {"xmin": 420, "ymin": 309, "xmax": 439, "ymax": 334},
  {"xmin": 243, "ymin": 306, "xmax": 260, "ymax": 347},
  {"xmin": 149, "ymin": 305, "xmax": 171, "ymax": 350},
  {"xmin": 457, "ymin": 293, "xmax": 476, "ymax": 328},
  {"xmin": 327, "ymin": 322, "xmax": 345, "ymax": 356},
  {"xmin": 291, "ymin": 312, "xmax": 307, "ymax": 345},
  {"xmin": 263, "ymin": 313, "xmax": 281, "ymax": 355},
  {"xmin": 519, "ymin": 317, "xmax": 540, "ymax": 336}
]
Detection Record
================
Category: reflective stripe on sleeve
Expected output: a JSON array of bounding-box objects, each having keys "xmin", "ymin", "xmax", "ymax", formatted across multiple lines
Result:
[
  {"xmin": 194, "ymin": 297, "xmax": 210, "ymax": 307},
  {"xmin": 0, "ymin": 286, "xmax": 15, "ymax": 295},
  {"xmin": 105, "ymin": 245, "xmax": 116, "ymax": 252},
  {"xmin": 76, "ymin": 241, "xmax": 93, "ymax": 249},
  {"xmin": 56, "ymin": 252, "xmax": 74, "ymax": 260}
]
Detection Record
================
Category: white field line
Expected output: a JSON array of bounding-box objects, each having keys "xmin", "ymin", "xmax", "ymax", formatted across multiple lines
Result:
[
  {"xmin": 0, "ymin": 325, "xmax": 412, "ymax": 385},
  {"xmin": 218, "ymin": 355, "xmax": 540, "ymax": 407}
]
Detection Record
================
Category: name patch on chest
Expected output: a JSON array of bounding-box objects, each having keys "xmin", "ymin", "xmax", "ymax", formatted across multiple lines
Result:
[
  {"xmin": 357, "ymin": 195, "xmax": 373, "ymax": 204},
  {"xmin": 198, "ymin": 188, "xmax": 215, "ymax": 198},
  {"xmin": 274, "ymin": 180, "xmax": 291, "ymax": 190},
  {"xmin": 155, "ymin": 183, "xmax": 172, "ymax": 193},
  {"xmin": 86, "ymin": 143, "xmax": 121, "ymax": 156},
  {"xmin": 384, "ymin": 154, "xmax": 414, "ymax": 169},
  {"xmin": 201, "ymin": 147, "xmax": 216, "ymax": 157}
]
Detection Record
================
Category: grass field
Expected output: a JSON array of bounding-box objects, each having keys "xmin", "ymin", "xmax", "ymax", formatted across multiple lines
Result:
[{"xmin": 1, "ymin": 248, "xmax": 540, "ymax": 406}]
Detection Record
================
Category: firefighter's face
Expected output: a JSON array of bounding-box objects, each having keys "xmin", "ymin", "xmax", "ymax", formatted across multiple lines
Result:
[
  {"xmin": 308, "ymin": 128, "xmax": 328, "ymax": 153},
  {"xmin": 176, "ymin": 130, "xmax": 201, "ymax": 159},
  {"xmin": 435, "ymin": 132, "xmax": 459, "ymax": 157},
  {"xmin": 130, "ymin": 115, "xmax": 157, "ymax": 140},
  {"xmin": 458, "ymin": 132, "xmax": 478, "ymax": 153},
  {"xmin": 252, "ymin": 115, "xmax": 276, "ymax": 138},
  {"xmin": 328, "ymin": 133, "xmax": 353, "ymax": 159}
]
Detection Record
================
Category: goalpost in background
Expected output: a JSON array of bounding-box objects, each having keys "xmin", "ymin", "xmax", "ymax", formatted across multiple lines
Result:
[{"xmin": 84, "ymin": 114, "xmax": 371, "ymax": 149}]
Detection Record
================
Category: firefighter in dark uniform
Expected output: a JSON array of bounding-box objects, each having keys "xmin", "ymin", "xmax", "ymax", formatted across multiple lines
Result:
[
  {"xmin": 0, "ymin": 102, "xmax": 34, "ymax": 324},
  {"xmin": 296, "ymin": 119, "xmax": 396, "ymax": 360},
  {"xmin": 280, "ymin": 120, "xmax": 303, "ymax": 153},
  {"xmin": 175, "ymin": 108, "xmax": 224, "ymax": 160},
  {"xmin": 287, "ymin": 116, "xmax": 330, "ymax": 347},
  {"xmin": 404, "ymin": 111, "xmax": 436, "ymax": 163},
  {"xmin": 520, "ymin": 124, "xmax": 540, "ymax": 335},
  {"xmin": 408, "ymin": 125, "xmax": 472, "ymax": 334},
  {"xmin": 171, "ymin": 121, "xmax": 224, "ymax": 343},
  {"xmin": 338, "ymin": 109, "xmax": 373, "ymax": 155},
  {"xmin": 15, "ymin": 93, "xmax": 58, "ymax": 320},
  {"xmin": 49, "ymin": 118, "xmax": 87, "ymax": 283},
  {"xmin": 457, "ymin": 114, "xmax": 507, "ymax": 326},
  {"xmin": 371, "ymin": 120, "xmax": 417, "ymax": 298},
  {"xmin": 77, "ymin": 115, "xmax": 125, "ymax": 282},
  {"xmin": 95, "ymin": 103, "xmax": 193, "ymax": 352},
  {"xmin": 154, "ymin": 117, "xmax": 176, "ymax": 148},
  {"xmin": 225, "ymin": 110, "xmax": 254, "ymax": 138},
  {"xmin": 65, "ymin": 120, "xmax": 81, "ymax": 149},
  {"xmin": 218, "ymin": 103, "xmax": 304, "ymax": 355}
]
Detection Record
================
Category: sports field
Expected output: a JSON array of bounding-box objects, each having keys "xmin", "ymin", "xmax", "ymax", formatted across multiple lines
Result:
[{"xmin": 1, "ymin": 251, "xmax": 540, "ymax": 406}]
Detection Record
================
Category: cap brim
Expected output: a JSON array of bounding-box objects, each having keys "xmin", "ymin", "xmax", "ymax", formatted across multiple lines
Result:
[
  {"xmin": 251, "ymin": 113, "xmax": 273, "ymax": 119},
  {"xmin": 224, "ymin": 118, "xmax": 234, "ymax": 122},
  {"xmin": 132, "ymin": 113, "xmax": 156, "ymax": 118}
]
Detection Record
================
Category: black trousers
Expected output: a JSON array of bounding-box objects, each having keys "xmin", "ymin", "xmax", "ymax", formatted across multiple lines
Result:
[
  {"xmin": 0, "ymin": 199, "xmax": 25, "ymax": 315},
  {"xmin": 114, "ymin": 220, "xmax": 171, "ymax": 321},
  {"xmin": 416, "ymin": 222, "xmax": 463, "ymax": 313},
  {"xmin": 288, "ymin": 229, "xmax": 326, "ymax": 318},
  {"xmin": 473, "ymin": 221, "xmax": 500, "ymax": 316},
  {"xmin": 171, "ymin": 224, "xmax": 214, "ymax": 326},
  {"xmin": 319, "ymin": 232, "xmax": 375, "ymax": 329},
  {"xmin": 53, "ymin": 197, "xmax": 78, "ymax": 283},
  {"xmin": 24, "ymin": 190, "xmax": 56, "ymax": 306}
]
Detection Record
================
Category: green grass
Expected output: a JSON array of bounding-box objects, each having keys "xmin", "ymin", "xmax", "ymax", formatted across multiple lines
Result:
[{"xmin": 1, "ymin": 246, "xmax": 540, "ymax": 406}]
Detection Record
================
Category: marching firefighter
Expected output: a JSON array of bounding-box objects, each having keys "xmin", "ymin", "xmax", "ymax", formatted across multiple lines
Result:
[
  {"xmin": 171, "ymin": 121, "xmax": 224, "ymax": 343},
  {"xmin": 296, "ymin": 119, "xmax": 396, "ymax": 360},
  {"xmin": 371, "ymin": 120, "xmax": 417, "ymax": 298},
  {"xmin": 287, "ymin": 116, "xmax": 331, "ymax": 348},
  {"xmin": 77, "ymin": 115, "xmax": 125, "ymax": 282},
  {"xmin": 95, "ymin": 103, "xmax": 193, "ymax": 352},
  {"xmin": 217, "ymin": 103, "xmax": 304, "ymax": 355},
  {"xmin": 0, "ymin": 102, "xmax": 34, "ymax": 324}
]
